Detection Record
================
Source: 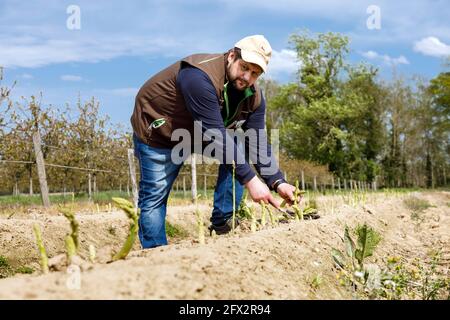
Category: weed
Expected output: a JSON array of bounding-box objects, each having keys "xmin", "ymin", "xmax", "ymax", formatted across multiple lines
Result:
[
  {"xmin": 166, "ymin": 221, "xmax": 189, "ymax": 238},
  {"xmin": 403, "ymin": 197, "xmax": 432, "ymax": 222},
  {"xmin": 331, "ymin": 224, "xmax": 381, "ymax": 294},
  {"xmin": 0, "ymin": 255, "xmax": 13, "ymax": 278},
  {"xmin": 15, "ymin": 266, "xmax": 34, "ymax": 274},
  {"xmin": 0, "ymin": 256, "xmax": 34, "ymax": 278},
  {"xmin": 403, "ymin": 197, "xmax": 431, "ymax": 213},
  {"xmin": 310, "ymin": 274, "xmax": 323, "ymax": 290}
]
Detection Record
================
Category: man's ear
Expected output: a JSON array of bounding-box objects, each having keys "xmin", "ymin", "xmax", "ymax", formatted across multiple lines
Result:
[{"xmin": 227, "ymin": 50, "xmax": 235, "ymax": 64}]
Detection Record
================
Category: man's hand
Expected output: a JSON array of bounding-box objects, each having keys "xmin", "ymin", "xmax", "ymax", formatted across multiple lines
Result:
[
  {"xmin": 276, "ymin": 183, "xmax": 302, "ymax": 206},
  {"xmin": 245, "ymin": 176, "xmax": 281, "ymax": 209}
]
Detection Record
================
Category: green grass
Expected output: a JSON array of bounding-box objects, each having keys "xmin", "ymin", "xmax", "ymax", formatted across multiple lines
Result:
[
  {"xmin": 0, "ymin": 255, "xmax": 34, "ymax": 278},
  {"xmin": 166, "ymin": 221, "xmax": 189, "ymax": 238},
  {"xmin": 403, "ymin": 197, "xmax": 432, "ymax": 213},
  {"xmin": 0, "ymin": 191, "xmax": 133, "ymax": 206},
  {"xmin": 15, "ymin": 266, "xmax": 34, "ymax": 274}
]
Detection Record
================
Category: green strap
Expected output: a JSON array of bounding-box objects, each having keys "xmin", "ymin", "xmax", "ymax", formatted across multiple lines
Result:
[{"xmin": 222, "ymin": 83, "xmax": 254, "ymax": 127}]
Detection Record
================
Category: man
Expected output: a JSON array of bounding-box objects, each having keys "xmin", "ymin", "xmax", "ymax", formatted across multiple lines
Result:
[{"xmin": 131, "ymin": 35, "xmax": 299, "ymax": 249}]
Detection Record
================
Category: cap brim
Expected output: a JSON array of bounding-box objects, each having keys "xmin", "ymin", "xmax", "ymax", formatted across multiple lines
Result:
[{"xmin": 240, "ymin": 50, "xmax": 267, "ymax": 73}]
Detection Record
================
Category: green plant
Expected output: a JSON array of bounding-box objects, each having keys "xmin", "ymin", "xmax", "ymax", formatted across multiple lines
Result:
[
  {"xmin": 0, "ymin": 255, "xmax": 13, "ymax": 279},
  {"xmin": 89, "ymin": 244, "xmax": 96, "ymax": 263},
  {"xmin": 373, "ymin": 253, "xmax": 449, "ymax": 300},
  {"xmin": 15, "ymin": 266, "xmax": 34, "ymax": 274},
  {"xmin": 403, "ymin": 196, "xmax": 431, "ymax": 213},
  {"xmin": 166, "ymin": 221, "xmax": 189, "ymax": 238},
  {"xmin": 32, "ymin": 223, "xmax": 49, "ymax": 274},
  {"xmin": 238, "ymin": 195, "xmax": 257, "ymax": 232},
  {"xmin": 260, "ymin": 200, "xmax": 267, "ymax": 227},
  {"xmin": 194, "ymin": 194, "xmax": 205, "ymax": 244},
  {"xmin": 111, "ymin": 197, "xmax": 139, "ymax": 261},
  {"xmin": 403, "ymin": 196, "xmax": 432, "ymax": 222},
  {"xmin": 332, "ymin": 224, "xmax": 381, "ymax": 292},
  {"xmin": 59, "ymin": 206, "xmax": 80, "ymax": 262},
  {"xmin": 310, "ymin": 274, "xmax": 323, "ymax": 290}
]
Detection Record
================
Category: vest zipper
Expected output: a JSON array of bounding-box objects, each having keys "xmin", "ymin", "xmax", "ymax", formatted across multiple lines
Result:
[{"xmin": 223, "ymin": 83, "xmax": 254, "ymax": 127}]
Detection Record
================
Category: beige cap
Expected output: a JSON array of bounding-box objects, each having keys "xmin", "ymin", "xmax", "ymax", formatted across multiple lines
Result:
[{"xmin": 234, "ymin": 35, "xmax": 272, "ymax": 73}]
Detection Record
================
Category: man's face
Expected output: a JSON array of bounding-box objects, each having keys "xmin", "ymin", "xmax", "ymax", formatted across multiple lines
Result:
[{"xmin": 226, "ymin": 51, "xmax": 263, "ymax": 91}]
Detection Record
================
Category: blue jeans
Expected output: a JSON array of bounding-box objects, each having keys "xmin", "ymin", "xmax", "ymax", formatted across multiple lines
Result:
[{"xmin": 133, "ymin": 135, "xmax": 244, "ymax": 249}]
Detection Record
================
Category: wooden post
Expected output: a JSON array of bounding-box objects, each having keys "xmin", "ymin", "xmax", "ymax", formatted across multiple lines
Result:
[
  {"xmin": 344, "ymin": 179, "xmax": 347, "ymax": 190},
  {"xmin": 337, "ymin": 178, "xmax": 341, "ymax": 191},
  {"xmin": 183, "ymin": 175, "xmax": 186, "ymax": 198},
  {"xmin": 313, "ymin": 176, "xmax": 317, "ymax": 191},
  {"xmin": 127, "ymin": 148, "xmax": 139, "ymax": 208},
  {"xmin": 443, "ymin": 166, "xmax": 447, "ymax": 186},
  {"xmin": 88, "ymin": 172, "xmax": 92, "ymax": 200},
  {"xmin": 331, "ymin": 176, "xmax": 335, "ymax": 191},
  {"xmin": 127, "ymin": 171, "xmax": 130, "ymax": 196},
  {"xmin": 301, "ymin": 170, "xmax": 305, "ymax": 190},
  {"xmin": 93, "ymin": 173, "xmax": 97, "ymax": 194},
  {"xmin": 29, "ymin": 176, "xmax": 33, "ymax": 196},
  {"xmin": 191, "ymin": 154, "xmax": 197, "ymax": 202},
  {"xmin": 204, "ymin": 174, "xmax": 207, "ymax": 198},
  {"xmin": 32, "ymin": 131, "xmax": 50, "ymax": 207}
]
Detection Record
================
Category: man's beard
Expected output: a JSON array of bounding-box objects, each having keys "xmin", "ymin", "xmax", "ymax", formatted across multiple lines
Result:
[
  {"xmin": 230, "ymin": 77, "xmax": 249, "ymax": 90},
  {"xmin": 226, "ymin": 63, "xmax": 249, "ymax": 90}
]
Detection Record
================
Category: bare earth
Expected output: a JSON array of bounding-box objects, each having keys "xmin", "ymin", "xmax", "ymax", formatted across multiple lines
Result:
[{"xmin": 0, "ymin": 191, "xmax": 448, "ymax": 299}]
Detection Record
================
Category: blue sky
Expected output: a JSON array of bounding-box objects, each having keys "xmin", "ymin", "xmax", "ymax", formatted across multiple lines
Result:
[{"xmin": 1, "ymin": 0, "xmax": 449, "ymax": 130}]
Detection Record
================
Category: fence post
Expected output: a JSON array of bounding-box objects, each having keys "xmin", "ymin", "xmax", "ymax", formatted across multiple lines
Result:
[
  {"xmin": 301, "ymin": 170, "xmax": 305, "ymax": 190},
  {"xmin": 191, "ymin": 154, "xmax": 197, "ymax": 203},
  {"xmin": 88, "ymin": 172, "xmax": 92, "ymax": 200},
  {"xmin": 313, "ymin": 176, "xmax": 317, "ymax": 191},
  {"xmin": 331, "ymin": 176, "xmax": 335, "ymax": 191},
  {"xmin": 204, "ymin": 174, "xmax": 207, "ymax": 198},
  {"xmin": 127, "ymin": 149, "xmax": 139, "ymax": 208},
  {"xmin": 32, "ymin": 131, "xmax": 50, "ymax": 207},
  {"xmin": 183, "ymin": 175, "xmax": 186, "ymax": 198},
  {"xmin": 337, "ymin": 177, "xmax": 341, "ymax": 191}
]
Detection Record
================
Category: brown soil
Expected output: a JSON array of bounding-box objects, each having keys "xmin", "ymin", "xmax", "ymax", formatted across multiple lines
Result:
[{"xmin": 0, "ymin": 191, "xmax": 448, "ymax": 299}]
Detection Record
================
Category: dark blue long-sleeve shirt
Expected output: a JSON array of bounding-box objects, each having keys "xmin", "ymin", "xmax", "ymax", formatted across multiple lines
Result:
[{"xmin": 176, "ymin": 65, "xmax": 284, "ymax": 187}]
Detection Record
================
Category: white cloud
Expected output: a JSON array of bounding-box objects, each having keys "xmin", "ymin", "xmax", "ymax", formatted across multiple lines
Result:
[
  {"xmin": 61, "ymin": 75, "xmax": 83, "ymax": 82},
  {"xmin": 265, "ymin": 49, "xmax": 300, "ymax": 77},
  {"xmin": 0, "ymin": 34, "xmax": 185, "ymax": 69},
  {"xmin": 21, "ymin": 73, "xmax": 33, "ymax": 79},
  {"xmin": 414, "ymin": 37, "xmax": 450, "ymax": 58},
  {"xmin": 361, "ymin": 50, "xmax": 409, "ymax": 66}
]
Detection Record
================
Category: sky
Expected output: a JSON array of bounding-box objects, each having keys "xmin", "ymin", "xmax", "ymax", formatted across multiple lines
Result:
[{"xmin": 1, "ymin": 0, "xmax": 449, "ymax": 130}]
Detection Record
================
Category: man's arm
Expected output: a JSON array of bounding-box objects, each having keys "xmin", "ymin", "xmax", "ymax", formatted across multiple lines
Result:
[
  {"xmin": 243, "ymin": 94, "xmax": 285, "ymax": 189},
  {"xmin": 244, "ymin": 93, "xmax": 299, "ymax": 205}
]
